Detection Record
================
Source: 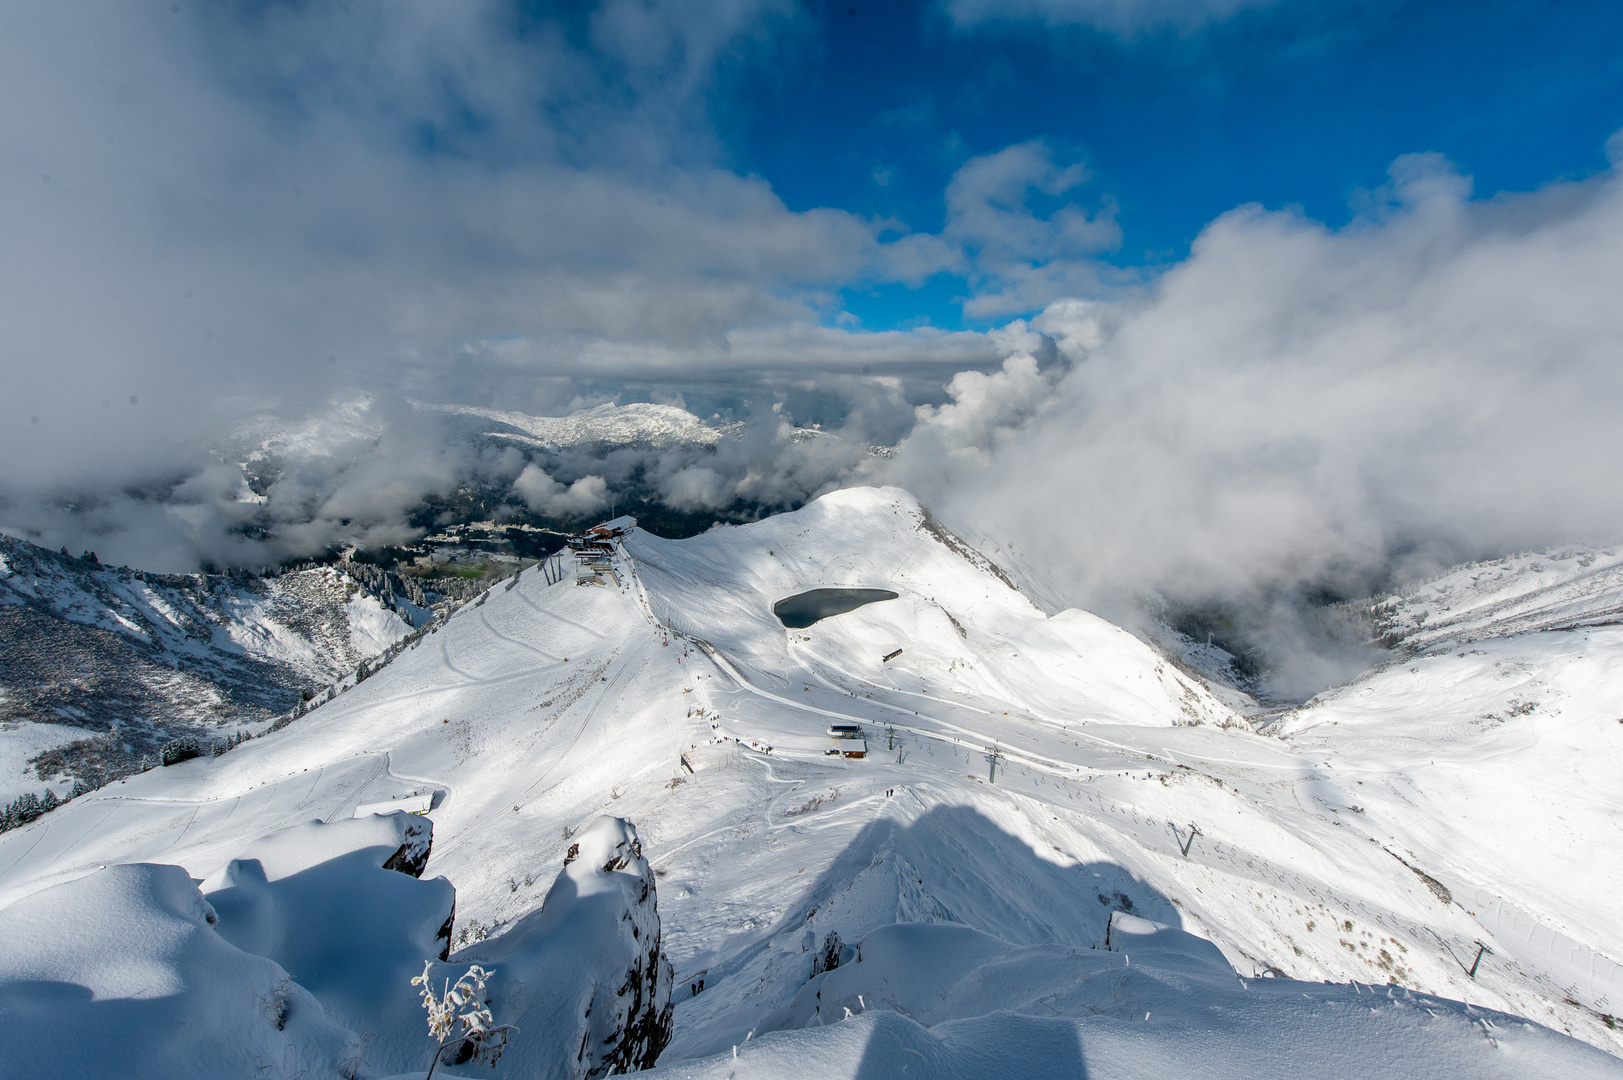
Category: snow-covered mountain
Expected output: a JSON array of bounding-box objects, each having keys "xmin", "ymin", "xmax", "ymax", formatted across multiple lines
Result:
[
  {"xmin": 419, "ymin": 401, "xmax": 729, "ymax": 453},
  {"xmin": 0, "ymin": 488, "xmax": 1618, "ymax": 1078},
  {"xmin": 0, "ymin": 534, "xmax": 427, "ymax": 804},
  {"xmin": 1373, "ymin": 546, "xmax": 1623, "ymax": 651}
]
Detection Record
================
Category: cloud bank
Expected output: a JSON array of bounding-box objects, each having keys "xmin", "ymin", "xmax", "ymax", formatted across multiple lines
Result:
[
  {"xmin": 1, "ymin": 1, "xmax": 1114, "ymax": 570},
  {"xmin": 886, "ymin": 149, "xmax": 1623, "ymax": 691}
]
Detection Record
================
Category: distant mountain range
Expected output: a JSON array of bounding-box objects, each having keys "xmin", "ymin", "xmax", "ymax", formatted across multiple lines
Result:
[{"xmin": 1372, "ymin": 546, "xmax": 1623, "ymax": 651}]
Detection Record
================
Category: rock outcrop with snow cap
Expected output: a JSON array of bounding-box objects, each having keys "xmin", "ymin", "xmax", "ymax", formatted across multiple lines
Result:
[{"xmin": 438, "ymin": 815, "xmax": 674, "ymax": 1079}]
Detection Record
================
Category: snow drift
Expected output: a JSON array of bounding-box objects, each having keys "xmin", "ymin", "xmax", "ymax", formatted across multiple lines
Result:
[
  {"xmin": 200, "ymin": 813, "xmax": 455, "ymax": 1076},
  {"xmin": 0, "ymin": 862, "xmax": 366, "ymax": 1080},
  {"xmin": 0, "ymin": 808, "xmax": 674, "ymax": 1079},
  {"xmin": 655, "ymin": 911, "xmax": 1622, "ymax": 1080}
]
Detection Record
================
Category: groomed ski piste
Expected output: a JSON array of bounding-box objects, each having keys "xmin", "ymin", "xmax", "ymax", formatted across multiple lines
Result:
[{"xmin": 1, "ymin": 487, "xmax": 1620, "ymax": 1078}]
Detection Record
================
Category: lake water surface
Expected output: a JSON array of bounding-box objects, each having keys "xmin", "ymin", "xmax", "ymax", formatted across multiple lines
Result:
[{"xmin": 773, "ymin": 588, "xmax": 898, "ymax": 629}]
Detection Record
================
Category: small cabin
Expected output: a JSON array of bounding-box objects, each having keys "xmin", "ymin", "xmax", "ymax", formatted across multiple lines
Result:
[{"xmin": 825, "ymin": 724, "xmax": 866, "ymax": 759}]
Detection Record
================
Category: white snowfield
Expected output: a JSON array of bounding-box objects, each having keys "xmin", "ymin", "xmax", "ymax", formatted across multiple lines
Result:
[
  {"xmin": 0, "ymin": 487, "xmax": 1619, "ymax": 1079},
  {"xmin": 419, "ymin": 400, "xmax": 725, "ymax": 452}
]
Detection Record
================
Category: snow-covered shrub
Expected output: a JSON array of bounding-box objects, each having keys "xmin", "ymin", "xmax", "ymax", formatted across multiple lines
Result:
[
  {"xmin": 0, "ymin": 788, "xmax": 59, "ymax": 834},
  {"xmin": 263, "ymin": 977, "xmax": 293, "ymax": 1030},
  {"xmin": 29, "ymin": 732, "xmax": 142, "ymax": 792},
  {"xmin": 412, "ymin": 962, "xmax": 517, "ymax": 1079},
  {"xmin": 453, "ymin": 917, "xmax": 493, "ymax": 948},
  {"xmin": 211, "ymin": 730, "xmax": 251, "ymax": 757}
]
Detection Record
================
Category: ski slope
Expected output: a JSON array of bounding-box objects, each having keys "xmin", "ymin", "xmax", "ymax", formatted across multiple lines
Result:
[{"xmin": 0, "ymin": 487, "xmax": 1618, "ymax": 1077}]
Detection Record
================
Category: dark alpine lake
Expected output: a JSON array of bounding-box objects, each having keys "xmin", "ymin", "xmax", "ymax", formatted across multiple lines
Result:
[{"xmin": 773, "ymin": 587, "xmax": 899, "ymax": 629}]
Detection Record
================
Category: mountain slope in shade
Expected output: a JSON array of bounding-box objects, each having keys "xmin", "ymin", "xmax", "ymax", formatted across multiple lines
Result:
[{"xmin": 0, "ymin": 534, "xmax": 424, "ymax": 800}]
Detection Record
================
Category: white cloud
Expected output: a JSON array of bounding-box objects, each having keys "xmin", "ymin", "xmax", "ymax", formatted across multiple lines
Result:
[
  {"xmin": 661, "ymin": 466, "xmax": 732, "ymax": 511},
  {"xmin": 1031, "ymin": 298, "xmax": 1112, "ymax": 362},
  {"xmin": 902, "ymin": 149, "xmax": 1623, "ymax": 618},
  {"xmin": 462, "ymin": 321, "xmax": 1000, "ymax": 378},
  {"xmin": 20, "ymin": 0, "xmax": 1618, "ymax": 691},
  {"xmin": 513, "ymin": 466, "xmax": 610, "ymax": 518},
  {"xmin": 0, "ymin": 0, "xmax": 1045, "ymax": 567},
  {"xmin": 877, "ymin": 349, "xmax": 1058, "ymax": 499},
  {"xmin": 937, "ymin": 142, "xmax": 1121, "ymax": 317},
  {"xmin": 0, "ymin": 2, "xmax": 907, "ymax": 494}
]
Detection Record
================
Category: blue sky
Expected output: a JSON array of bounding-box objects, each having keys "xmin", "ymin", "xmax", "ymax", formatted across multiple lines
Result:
[{"xmin": 717, "ymin": 0, "xmax": 1623, "ymax": 329}]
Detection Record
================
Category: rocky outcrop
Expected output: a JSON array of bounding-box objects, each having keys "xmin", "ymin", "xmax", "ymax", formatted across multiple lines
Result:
[
  {"xmin": 443, "ymin": 816, "xmax": 674, "ymax": 1079},
  {"xmin": 381, "ymin": 814, "xmax": 434, "ymax": 877},
  {"xmin": 587, "ymin": 820, "xmax": 674, "ymax": 1076}
]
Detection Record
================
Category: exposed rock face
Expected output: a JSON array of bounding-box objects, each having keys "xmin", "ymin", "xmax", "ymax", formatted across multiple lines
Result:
[
  {"xmin": 589, "ymin": 820, "xmax": 674, "ymax": 1077},
  {"xmin": 445, "ymin": 816, "xmax": 674, "ymax": 1080},
  {"xmin": 381, "ymin": 814, "xmax": 434, "ymax": 877}
]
